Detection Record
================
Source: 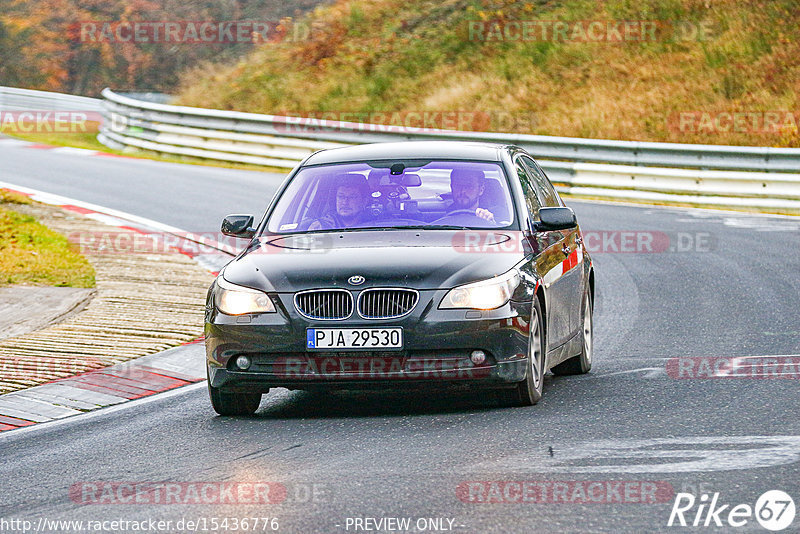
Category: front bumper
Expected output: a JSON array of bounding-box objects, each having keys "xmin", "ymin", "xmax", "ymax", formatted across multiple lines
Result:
[{"xmin": 205, "ymin": 289, "xmax": 531, "ymax": 392}]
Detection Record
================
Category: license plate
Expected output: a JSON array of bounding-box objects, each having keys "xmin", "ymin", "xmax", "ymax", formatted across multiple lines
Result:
[{"xmin": 306, "ymin": 328, "xmax": 403, "ymax": 350}]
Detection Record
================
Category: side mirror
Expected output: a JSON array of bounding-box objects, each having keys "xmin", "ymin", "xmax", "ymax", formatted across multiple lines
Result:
[
  {"xmin": 221, "ymin": 214, "xmax": 255, "ymax": 239},
  {"xmin": 534, "ymin": 207, "xmax": 577, "ymax": 231}
]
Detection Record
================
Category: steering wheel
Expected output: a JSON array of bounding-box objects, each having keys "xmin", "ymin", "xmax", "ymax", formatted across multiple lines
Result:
[
  {"xmin": 445, "ymin": 209, "xmax": 479, "ymax": 216},
  {"xmin": 432, "ymin": 210, "xmax": 499, "ymax": 227}
]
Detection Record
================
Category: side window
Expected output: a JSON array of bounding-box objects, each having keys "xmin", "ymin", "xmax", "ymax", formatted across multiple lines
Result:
[
  {"xmin": 515, "ymin": 161, "xmax": 540, "ymax": 219},
  {"xmin": 520, "ymin": 155, "xmax": 560, "ymax": 207}
]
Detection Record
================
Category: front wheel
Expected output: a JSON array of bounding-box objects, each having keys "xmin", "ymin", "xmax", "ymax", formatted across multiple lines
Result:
[
  {"xmin": 508, "ymin": 297, "xmax": 545, "ymax": 406},
  {"xmin": 552, "ymin": 289, "xmax": 593, "ymax": 376},
  {"xmin": 207, "ymin": 373, "xmax": 262, "ymax": 415}
]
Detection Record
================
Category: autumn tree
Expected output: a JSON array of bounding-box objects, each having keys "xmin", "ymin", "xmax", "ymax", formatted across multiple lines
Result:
[{"xmin": 0, "ymin": 0, "xmax": 329, "ymax": 95}]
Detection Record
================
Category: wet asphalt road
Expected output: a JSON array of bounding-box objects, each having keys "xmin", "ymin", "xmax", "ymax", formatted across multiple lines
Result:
[{"xmin": 1, "ymin": 140, "xmax": 799, "ymax": 533}]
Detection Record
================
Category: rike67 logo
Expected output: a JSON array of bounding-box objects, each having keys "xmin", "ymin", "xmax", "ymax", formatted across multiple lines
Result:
[{"xmin": 668, "ymin": 490, "xmax": 795, "ymax": 531}]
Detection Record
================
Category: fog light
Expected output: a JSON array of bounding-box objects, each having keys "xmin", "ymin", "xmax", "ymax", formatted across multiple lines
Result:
[
  {"xmin": 470, "ymin": 350, "xmax": 487, "ymax": 365},
  {"xmin": 235, "ymin": 356, "xmax": 251, "ymax": 370}
]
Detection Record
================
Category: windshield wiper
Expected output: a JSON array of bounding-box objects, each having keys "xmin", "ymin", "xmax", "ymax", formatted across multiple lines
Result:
[
  {"xmin": 393, "ymin": 224, "xmax": 473, "ymax": 231},
  {"xmin": 274, "ymin": 224, "xmax": 477, "ymax": 235}
]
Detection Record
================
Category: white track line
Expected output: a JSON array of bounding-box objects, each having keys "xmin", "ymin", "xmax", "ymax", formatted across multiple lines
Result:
[
  {"xmin": 0, "ymin": 181, "xmax": 222, "ymax": 432},
  {"xmin": 0, "ymin": 180, "xmax": 237, "ymax": 255},
  {"xmin": 566, "ymin": 196, "xmax": 800, "ymax": 219},
  {"xmin": 0, "ymin": 382, "xmax": 206, "ymax": 441}
]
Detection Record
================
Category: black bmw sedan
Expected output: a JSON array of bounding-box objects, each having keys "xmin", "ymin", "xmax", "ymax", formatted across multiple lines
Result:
[{"xmin": 205, "ymin": 141, "xmax": 594, "ymax": 415}]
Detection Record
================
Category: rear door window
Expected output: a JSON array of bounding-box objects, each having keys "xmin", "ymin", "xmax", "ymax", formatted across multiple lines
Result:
[
  {"xmin": 520, "ymin": 155, "xmax": 561, "ymax": 207},
  {"xmin": 515, "ymin": 160, "xmax": 541, "ymax": 220}
]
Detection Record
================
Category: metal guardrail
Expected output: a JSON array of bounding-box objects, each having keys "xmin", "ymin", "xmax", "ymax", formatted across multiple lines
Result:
[
  {"xmin": 0, "ymin": 86, "xmax": 103, "ymax": 113},
  {"xmin": 98, "ymin": 88, "xmax": 800, "ymax": 210},
  {"xmin": 2, "ymin": 86, "xmax": 799, "ymax": 211},
  {"xmin": 100, "ymin": 88, "xmax": 800, "ymax": 173},
  {"xmin": 559, "ymin": 163, "xmax": 800, "ymax": 210}
]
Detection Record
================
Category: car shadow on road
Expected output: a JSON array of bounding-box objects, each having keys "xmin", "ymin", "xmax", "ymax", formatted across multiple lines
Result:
[{"xmin": 247, "ymin": 377, "xmax": 555, "ymax": 419}]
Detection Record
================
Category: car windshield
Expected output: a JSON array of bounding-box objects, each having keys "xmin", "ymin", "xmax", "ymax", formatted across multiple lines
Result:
[{"xmin": 266, "ymin": 160, "xmax": 516, "ymax": 233}]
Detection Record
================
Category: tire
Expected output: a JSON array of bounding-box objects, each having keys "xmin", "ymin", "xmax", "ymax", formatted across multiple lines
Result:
[
  {"xmin": 508, "ymin": 297, "xmax": 545, "ymax": 406},
  {"xmin": 551, "ymin": 288, "xmax": 593, "ymax": 376},
  {"xmin": 207, "ymin": 374, "xmax": 263, "ymax": 416}
]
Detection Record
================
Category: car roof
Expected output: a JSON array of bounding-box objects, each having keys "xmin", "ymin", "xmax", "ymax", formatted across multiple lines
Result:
[{"xmin": 303, "ymin": 141, "xmax": 509, "ymax": 165}]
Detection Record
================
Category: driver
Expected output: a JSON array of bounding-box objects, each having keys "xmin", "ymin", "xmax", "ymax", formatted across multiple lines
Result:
[
  {"xmin": 448, "ymin": 169, "xmax": 495, "ymax": 222},
  {"xmin": 309, "ymin": 174, "xmax": 371, "ymax": 230}
]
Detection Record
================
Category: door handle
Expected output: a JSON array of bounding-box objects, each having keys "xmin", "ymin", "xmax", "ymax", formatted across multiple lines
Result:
[{"xmin": 561, "ymin": 244, "xmax": 571, "ymax": 256}]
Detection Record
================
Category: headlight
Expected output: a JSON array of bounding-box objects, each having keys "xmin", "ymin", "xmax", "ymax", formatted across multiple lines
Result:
[
  {"xmin": 439, "ymin": 268, "xmax": 520, "ymax": 310},
  {"xmin": 214, "ymin": 277, "xmax": 276, "ymax": 315}
]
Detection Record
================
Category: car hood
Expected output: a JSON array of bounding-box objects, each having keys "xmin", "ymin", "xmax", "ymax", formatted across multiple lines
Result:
[{"xmin": 221, "ymin": 230, "xmax": 527, "ymax": 292}]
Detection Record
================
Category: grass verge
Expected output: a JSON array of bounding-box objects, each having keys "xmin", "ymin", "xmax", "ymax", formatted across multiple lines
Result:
[
  {"xmin": 175, "ymin": 0, "xmax": 800, "ymax": 148},
  {"xmin": 0, "ymin": 190, "xmax": 96, "ymax": 287}
]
